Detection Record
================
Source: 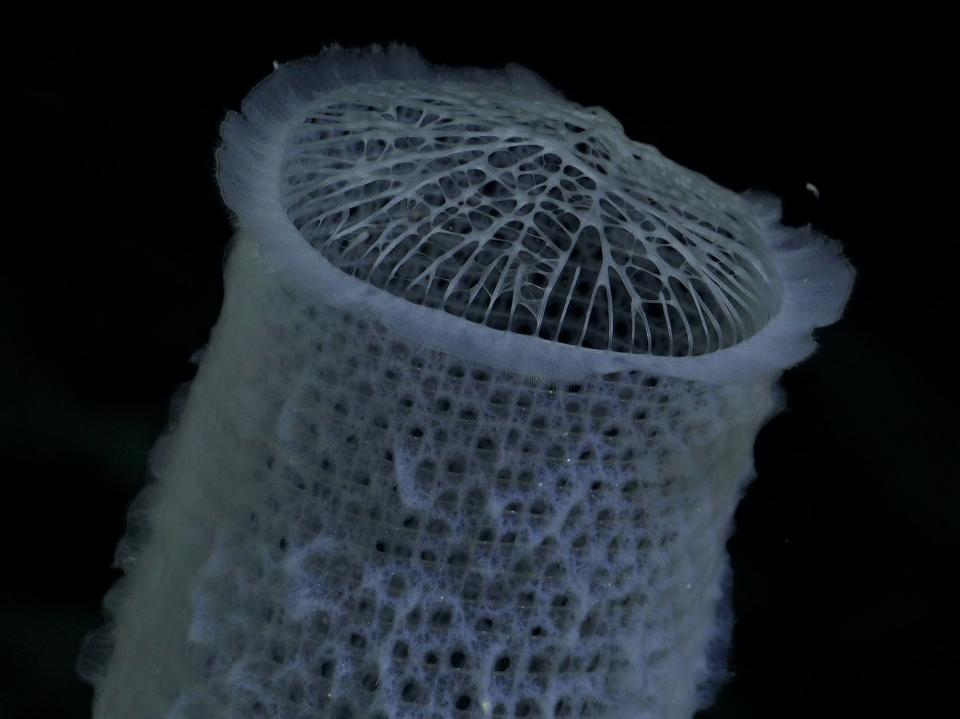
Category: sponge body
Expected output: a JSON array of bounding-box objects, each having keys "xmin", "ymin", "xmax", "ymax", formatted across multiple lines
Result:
[
  {"xmin": 94, "ymin": 237, "xmax": 777, "ymax": 719},
  {"xmin": 82, "ymin": 46, "xmax": 853, "ymax": 719}
]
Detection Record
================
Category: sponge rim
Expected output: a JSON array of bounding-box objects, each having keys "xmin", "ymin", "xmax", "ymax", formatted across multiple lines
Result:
[{"xmin": 216, "ymin": 44, "xmax": 854, "ymax": 384}]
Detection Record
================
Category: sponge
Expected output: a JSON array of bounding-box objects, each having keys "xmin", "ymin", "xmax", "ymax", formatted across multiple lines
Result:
[{"xmin": 80, "ymin": 45, "xmax": 853, "ymax": 719}]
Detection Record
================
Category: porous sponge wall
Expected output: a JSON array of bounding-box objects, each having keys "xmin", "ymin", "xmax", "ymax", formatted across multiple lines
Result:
[{"xmin": 89, "ymin": 235, "xmax": 778, "ymax": 719}]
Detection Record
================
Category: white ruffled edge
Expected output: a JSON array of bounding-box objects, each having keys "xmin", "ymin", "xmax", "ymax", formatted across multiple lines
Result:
[{"xmin": 217, "ymin": 44, "xmax": 855, "ymax": 385}]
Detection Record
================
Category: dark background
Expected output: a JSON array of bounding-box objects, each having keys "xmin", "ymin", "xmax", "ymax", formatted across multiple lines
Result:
[{"xmin": 2, "ymin": 6, "xmax": 952, "ymax": 718}]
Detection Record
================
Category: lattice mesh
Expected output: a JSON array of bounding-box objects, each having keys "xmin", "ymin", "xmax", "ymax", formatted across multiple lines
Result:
[
  {"xmin": 280, "ymin": 81, "xmax": 782, "ymax": 357},
  {"xmin": 163, "ymin": 275, "xmax": 763, "ymax": 719},
  {"xmin": 83, "ymin": 46, "xmax": 854, "ymax": 719}
]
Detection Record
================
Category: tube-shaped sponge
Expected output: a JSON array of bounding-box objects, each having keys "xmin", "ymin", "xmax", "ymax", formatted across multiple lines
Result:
[{"xmin": 80, "ymin": 45, "xmax": 853, "ymax": 719}]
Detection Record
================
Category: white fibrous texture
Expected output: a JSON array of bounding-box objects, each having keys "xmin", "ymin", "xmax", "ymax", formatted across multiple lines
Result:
[
  {"xmin": 92, "ymin": 241, "xmax": 775, "ymax": 719},
  {"xmin": 281, "ymin": 81, "xmax": 781, "ymax": 357},
  {"xmin": 81, "ymin": 46, "xmax": 852, "ymax": 719}
]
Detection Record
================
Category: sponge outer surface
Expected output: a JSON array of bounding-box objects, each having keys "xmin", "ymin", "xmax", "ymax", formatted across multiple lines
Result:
[{"xmin": 88, "ymin": 236, "xmax": 777, "ymax": 719}]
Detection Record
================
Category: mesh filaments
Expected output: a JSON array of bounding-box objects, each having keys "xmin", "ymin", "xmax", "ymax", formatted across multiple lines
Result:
[
  {"xmin": 280, "ymin": 81, "xmax": 782, "ymax": 357},
  {"xmin": 160, "ymin": 274, "xmax": 769, "ymax": 719},
  {"xmin": 82, "ymin": 48, "xmax": 852, "ymax": 719}
]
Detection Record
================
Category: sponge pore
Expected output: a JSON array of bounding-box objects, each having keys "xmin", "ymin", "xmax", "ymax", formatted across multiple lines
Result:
[{"xmin": 280, "ymin": 81, "xmax": 781, "ymax": 357}]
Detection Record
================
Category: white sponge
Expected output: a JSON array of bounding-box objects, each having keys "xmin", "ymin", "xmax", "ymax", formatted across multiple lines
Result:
[{"xmin": 81, "ymin": 45, "xmax": 853, "ymax": 719}]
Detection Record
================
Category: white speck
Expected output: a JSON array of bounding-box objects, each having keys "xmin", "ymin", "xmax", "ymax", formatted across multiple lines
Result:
[{"xmin": 805, "ymin": 182, "xmax": 820, "ymax": 198}]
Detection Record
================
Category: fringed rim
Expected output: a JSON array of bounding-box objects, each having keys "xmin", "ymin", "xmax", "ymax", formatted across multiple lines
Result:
[{"xmin": 216, "ymin": 45, "xmax": 854, "ymax": 384}]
